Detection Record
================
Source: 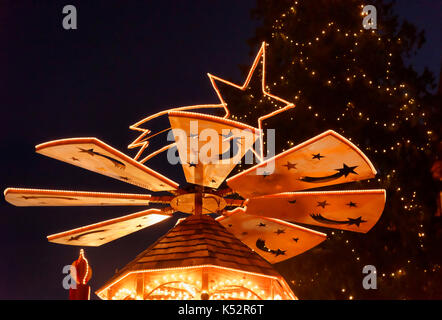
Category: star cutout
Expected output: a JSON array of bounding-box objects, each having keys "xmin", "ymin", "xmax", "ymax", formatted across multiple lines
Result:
[
  {"xmin": 257, "ymin": 222, "xmax": 266, "ymax": 227},
  {"xmin": 274, "ymin": 249, "xmax": 286, "ymax": 256},
  {"xmin": 317, "ymin": 200, "xmax": 330, "ymax": 208},
  {"xmin": 346, "ymin": 201, "xmax": 357, "ymax": 208},
  {"xmin": 288, "ymin": 199, "xmax": 297, "ymax": 204},
  {"xmin": 188, "ymin": 162, "xmax": 197, "ymax": 168},
  {"xmin": 282, "ymin": 161, "xmax": 297, "ymax": 170},
  {"xmin": 347, "ymin": 216, "xmax": 366, "ymax": 227},
  {"xmin": 275, "ymin": 229, "xmax": 285, "ymax": 235},
  {"xmin": 136, "ymin": 224, "xmax": 142, "ymax": 228},
  {"xmin": 207, "ymin": 42, "xmax": 294, "ymax": 128},
  {"xmin": 293, "ymin": 237, "xmax": 299, "ymax": 242},
  {"xmin": 312, "ymin": 153, "xmax": 325, "ymax": 160},
  {"xmin": 71, "ymin": 157, "xmax": 80, "ymax": 161},
  {"xmin": 335, "ymin": 164, "xmax": 358, "ymax": 177}
]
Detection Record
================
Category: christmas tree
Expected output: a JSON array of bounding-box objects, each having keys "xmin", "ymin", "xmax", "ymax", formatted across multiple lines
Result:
[{"xmin": 226, "ymin": 0, "xmax": 441, "ymax": 299}]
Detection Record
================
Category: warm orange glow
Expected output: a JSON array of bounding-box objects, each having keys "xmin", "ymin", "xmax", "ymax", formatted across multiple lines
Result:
[
  {"xmin": 79, "ymin": 249, "xmax": 90, "ymax": 285},
  {"xmin": 207, "ymin": 42, "xmax": 295, "ymax": 159},
  {"xmin": 4, "ymin": 187, "xmax": 152, "ymax": 200},
  {"xmin": 47, "ymin": 209, "xmax": 168, "ymax": 240},
  {"xmin": 96, "ymin": 264, "xmax": 296, "ymax": 300},
  {"xmin": 227, "ymin": 129, "xmax": 377, "ymax": 184},
  {"xmin": 251, "ymin": 189, "xmax": 386, "ymax": 199},
  {"xmin": 35, "ymin": 137, "xmax": 180, "ymax": 190},
  {"xmin": 127, "ymin": 42, "xmax": 294, "ymax": 163},
  {"xmin": 128, "ymin": 104, "xmax": 225, "ymax": 161}
]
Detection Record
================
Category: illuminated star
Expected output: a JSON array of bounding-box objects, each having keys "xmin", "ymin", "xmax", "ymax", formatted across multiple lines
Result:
[{"xmin": 207, "ymin": 42, "xmax": 294, "ymax": 128}]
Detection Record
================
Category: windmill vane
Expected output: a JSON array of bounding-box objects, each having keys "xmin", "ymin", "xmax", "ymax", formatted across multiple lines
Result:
[{"xmin": 4, "ymin": 42, "xmax": 386, "ymax": 300}]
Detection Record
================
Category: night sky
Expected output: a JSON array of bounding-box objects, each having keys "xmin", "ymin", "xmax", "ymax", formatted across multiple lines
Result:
[{"xmin": 0, "ymin": 1, "xmax": 440, "ymax": 299}]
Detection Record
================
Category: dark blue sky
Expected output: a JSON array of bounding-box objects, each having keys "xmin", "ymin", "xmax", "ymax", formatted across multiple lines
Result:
[
  {"xmin": 0, "ymin": 1, "xmax": 440, "ymax": 299},
  {"xmin": 395, "ymin": 0, "xmax": 441, "ymax": 86}
]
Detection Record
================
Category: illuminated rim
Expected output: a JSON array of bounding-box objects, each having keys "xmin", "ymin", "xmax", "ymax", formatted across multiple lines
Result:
[
  {"xmin": 168, "ymin": 111, "xmax": 261, "ymax": 133},
  {"xmin": 4, "ymin": 187, "xmax": 152, "ymax": 200},
  {"xmin": 35, "ymin": 137, "xmax": 179, "ymax": 189},
  {"xmin": 127, "ymin": 42, "xmax": 295, "ymax": 163},
  {"xmin": 207, "ymin": 41, "xmax": 295, "ymax": 159},
  {"xmin": 79, "ymin": 249, "xmax": 90, "ymax": 285},
  {"xmin": 250, "ymin": 189, "xmax": 387, "ymax": 199},
  {"xmin": 144, "ymin": 281, "xmax": 200, "ymax": 299},
  {"xmin": 227, "ymin": 129, "xmax": 378, "ymax": 183},
  {"xmin": 47, "ymin": 208, "xmax": 168, "ymax": 241},
  {"xmin": 95, "ymin": 264, "xmax": 295, "ymax": 299},
  {"xmin": 128, "ymin": 104, "xmax": 224, "ymax": 161}
]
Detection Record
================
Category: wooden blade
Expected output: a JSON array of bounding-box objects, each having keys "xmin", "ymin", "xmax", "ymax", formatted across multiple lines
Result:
[
  {"xmin": 246, "ymin": 189, "xmax": 386, "ymax": 233},
  {"xmin": 168, "ymin": 111, "xmax": 260, "ymax": 188},
  {"xmin": 4, "ymin": 188, "xmax": 152, "ymax": 207},
  {"xmin": 47, "ymin": 209, "xmax": 170, "ymax": 246},
  {"xmin": 227, "ymin": 130, "xmax": 377, "ymax": 198},
  {"xmin": 217, "ymin": 209, "xmax": 326, "ymax": 264},
  {"xmin": 35, "ymin": 138, "xmax": 179, "ymax": 191}
]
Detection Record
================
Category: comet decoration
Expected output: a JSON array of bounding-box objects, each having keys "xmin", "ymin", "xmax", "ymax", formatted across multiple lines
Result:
[
  {"xmin": 310, "ymin": 214, "xmax": 367, "ymax": 227},
  {"xmin": 4, "ymin": 42, "xmax": 386, "ymax": 300},
  {"xmin": 78, "ymin": 148, "xmax": 126, "ymax": 169}
]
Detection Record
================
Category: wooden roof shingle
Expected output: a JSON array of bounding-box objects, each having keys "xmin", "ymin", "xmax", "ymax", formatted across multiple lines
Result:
[{"xmin": 100, "ymin": 214, "xmax": 283, "ymax": 290}]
